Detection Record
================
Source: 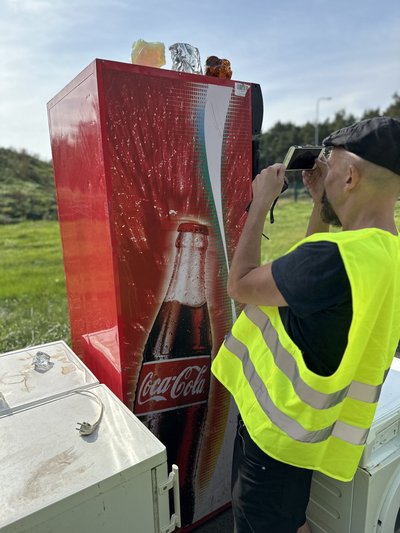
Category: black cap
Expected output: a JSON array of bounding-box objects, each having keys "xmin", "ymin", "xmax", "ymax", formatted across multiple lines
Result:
[{"xmin": 323, "ymin": 116, "xmax": 400, "ymax": 176}]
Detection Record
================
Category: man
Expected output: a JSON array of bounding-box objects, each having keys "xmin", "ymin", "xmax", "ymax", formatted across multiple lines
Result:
[{"xmin": 211, "ymin": 116, "xmax": 400, "ymax": 533}]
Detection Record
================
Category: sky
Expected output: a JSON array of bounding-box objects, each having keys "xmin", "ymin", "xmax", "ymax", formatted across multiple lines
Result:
[{"xmin": 0, "ymin": 0, "xmax": 399, "ymax": 161}]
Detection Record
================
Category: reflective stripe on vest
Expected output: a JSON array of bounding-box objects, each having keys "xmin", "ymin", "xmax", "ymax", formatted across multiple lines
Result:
[
  {"xmin": 244, "ymin": 305, "xmax": 382, "ymax": 406},
  {"xmin": 225, "ymin": 330, "xmax": 369, "ymax": 446}
]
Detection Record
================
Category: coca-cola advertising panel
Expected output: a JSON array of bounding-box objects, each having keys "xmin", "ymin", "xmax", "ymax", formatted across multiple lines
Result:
[{"xmin": 48, "ymin": 59, "xmax": 260, "ymax": 529}]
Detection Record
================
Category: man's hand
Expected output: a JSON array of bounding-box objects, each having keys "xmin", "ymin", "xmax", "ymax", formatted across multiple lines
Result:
[
  {"xmin": 252, "ymin": 164, "xmax": 287, "ymax": 212},
  {"xmin": 302, "ymin": 157, "xmax": 328, "ymax": 204}
]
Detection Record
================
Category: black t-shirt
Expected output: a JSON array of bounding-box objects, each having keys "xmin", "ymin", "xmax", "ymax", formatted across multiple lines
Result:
[{"xmin": 271, "ymin": 241, "xmax": 352, "ymax": 376}]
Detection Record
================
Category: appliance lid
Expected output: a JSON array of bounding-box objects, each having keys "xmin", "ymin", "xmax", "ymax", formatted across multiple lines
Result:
[
  {"xmin": 0, "ymin": 384, "xmax": 166, "ymax": 527},
  {"xmin": 0, "ymin": 341, "xmax": 98, "ymax": 415},
  {"xmin": 373, "ymin": 357, "xmax": 400, "ymax": 423}
]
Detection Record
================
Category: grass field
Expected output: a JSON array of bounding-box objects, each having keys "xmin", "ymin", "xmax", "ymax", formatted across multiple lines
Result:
[
  {"xmin": 0, "ymin": 220, "xmax": 70, "ymax": 352},
  {"xmin": 1, "ymin": 198, "xmax": 399, "ymax": 353}
]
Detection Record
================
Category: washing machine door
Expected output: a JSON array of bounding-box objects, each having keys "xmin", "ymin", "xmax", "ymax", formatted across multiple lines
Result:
[{"xmin": 377, "ymin": 464, "xmax": 400, "ymax": 533}]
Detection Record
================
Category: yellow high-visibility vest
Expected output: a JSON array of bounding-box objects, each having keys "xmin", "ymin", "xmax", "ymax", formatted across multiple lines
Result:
[{"xmin": 212, "ymin": 229, "xmax": 400, "ymax": 481}]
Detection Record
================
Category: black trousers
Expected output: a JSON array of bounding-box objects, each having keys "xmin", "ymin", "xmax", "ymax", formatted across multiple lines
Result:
[{"xmin": 231, "ymin": 418, "xmax": 313, "ymax": 533}]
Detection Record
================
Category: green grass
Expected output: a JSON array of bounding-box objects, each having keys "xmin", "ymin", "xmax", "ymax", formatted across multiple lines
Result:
[
  {"xmin": 1, "ymin": 199, "xmax": 399, "ymax": 353},
  {"xmin": 0, "ymin": 221, "xmax": 70, "ymax": 352},
  {"xmin": 262, "ymin": 196, "xmax": 400, "ymax": 262},
  {"xmin": 261, "ymin": 197, "xmax": 315, "ymax": 262}
]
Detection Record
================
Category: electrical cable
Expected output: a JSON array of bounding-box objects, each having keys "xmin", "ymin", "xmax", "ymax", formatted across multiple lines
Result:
[{"xmin": 75, "ymin": 390, "xmax": 104, "ymax": 437}]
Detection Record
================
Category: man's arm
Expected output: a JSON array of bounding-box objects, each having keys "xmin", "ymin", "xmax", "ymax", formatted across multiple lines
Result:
[
  {"xmin": 303, "ymin": 158, "xmax": 329, "ymax": 236},
  {"xmin": 305, "ymin": 202, "xmax": 329, "ymax": 236},
  {"xmin": 227, "ymin": 164, "xmax": 288, "ymax": 307}
]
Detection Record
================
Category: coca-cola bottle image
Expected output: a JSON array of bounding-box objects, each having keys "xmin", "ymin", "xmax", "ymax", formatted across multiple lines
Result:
[{"xmin": 134, "ymin": 222, "xmax": 212, "ymax": 527}]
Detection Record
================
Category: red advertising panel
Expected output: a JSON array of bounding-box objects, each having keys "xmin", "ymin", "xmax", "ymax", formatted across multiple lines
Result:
[{"xmin": 48, "ymin": 59, "xmax": 256, "ymax": 529}]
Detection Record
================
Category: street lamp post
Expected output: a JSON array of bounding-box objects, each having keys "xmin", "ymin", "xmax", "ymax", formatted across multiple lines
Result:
[{"xmin": 315, "ymin": 96, "xmax": 332, "ymax": 145}]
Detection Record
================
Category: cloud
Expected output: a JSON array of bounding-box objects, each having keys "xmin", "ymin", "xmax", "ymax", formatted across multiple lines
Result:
[
  {"xmin": 5, "ymin": 0, "xmax": 55, "ymax": 13},
  {"xmin": 0, "ymin": 0, "xmax": 399, "ymax": 159}
]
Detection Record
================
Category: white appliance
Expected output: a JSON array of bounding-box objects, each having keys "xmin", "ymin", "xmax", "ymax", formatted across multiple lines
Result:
[
  {"xmin": 0, "ymin": 384, "xmax": 181, "ymax": 533},
  {"xmin": 0, "ymin": 341, "xmax": 99, "ymax": 415},
  {"xmin": 0, "ymin": 343, "xmax": 180, "ymax": 533},
  {"xmin": 307, "ymin": 357, "xmax": 400, "ymax": 533}
]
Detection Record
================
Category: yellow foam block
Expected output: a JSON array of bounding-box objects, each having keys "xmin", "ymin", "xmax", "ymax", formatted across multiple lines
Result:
[{"xmin": 131, "ymin": 39, "xmax": 166, "ymax": 68}]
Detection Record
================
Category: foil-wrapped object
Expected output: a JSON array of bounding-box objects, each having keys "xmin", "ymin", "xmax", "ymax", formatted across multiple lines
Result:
[
  {"xmin": 205, "ymin": 56, "xmax": 232, "ymax": 80},
  {"xmin": 131, "ymin": 39, "xmax": 166, "ymax": 68},
  {"xmin": 169, "ymin": 43, "xmax": 203, "ymax": 74},
  {"xmin": 32, "ymin": 350, "xmax": 54, "ymax": 373}
]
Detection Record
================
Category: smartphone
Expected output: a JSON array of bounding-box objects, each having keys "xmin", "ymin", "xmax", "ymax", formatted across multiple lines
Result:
[{"xmin": 283, "ymin": 146, "xmax": 324, "ymax": 171}]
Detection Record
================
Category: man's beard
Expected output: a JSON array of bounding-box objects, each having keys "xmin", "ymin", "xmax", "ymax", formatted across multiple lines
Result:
[{"xmin": 321, "ymin": 190, "xmax": 342, "ymax": 227}]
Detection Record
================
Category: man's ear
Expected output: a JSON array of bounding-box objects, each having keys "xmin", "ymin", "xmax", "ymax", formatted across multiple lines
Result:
[{"xmin": 344, "ymin": 164, "xmax": 361, "ymax": 191}]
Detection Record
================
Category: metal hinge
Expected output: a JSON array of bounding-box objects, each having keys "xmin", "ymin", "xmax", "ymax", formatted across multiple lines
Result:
[{"xmin": 159, "ymin": 465, "xmax": 181, "ymax": 533}]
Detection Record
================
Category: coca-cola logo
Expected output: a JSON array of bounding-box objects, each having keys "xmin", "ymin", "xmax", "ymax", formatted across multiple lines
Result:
[{"xmin": 135, "ymin": 357, "xmax": 210, "ymax": 415}]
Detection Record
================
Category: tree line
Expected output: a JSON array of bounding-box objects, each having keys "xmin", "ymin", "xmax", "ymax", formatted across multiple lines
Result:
[
  {"xmin": 259, "ymin": 92, "xmax": 400, "ymax": 167},
  {"xmin": 0, "ymin": 93, "xmax": 399, "ymax": 223}
]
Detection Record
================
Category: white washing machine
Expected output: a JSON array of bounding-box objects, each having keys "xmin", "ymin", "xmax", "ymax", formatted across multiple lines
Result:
[{"xmin": 307, "ymin": 357, "xmax": 400, "ymax": 533}]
